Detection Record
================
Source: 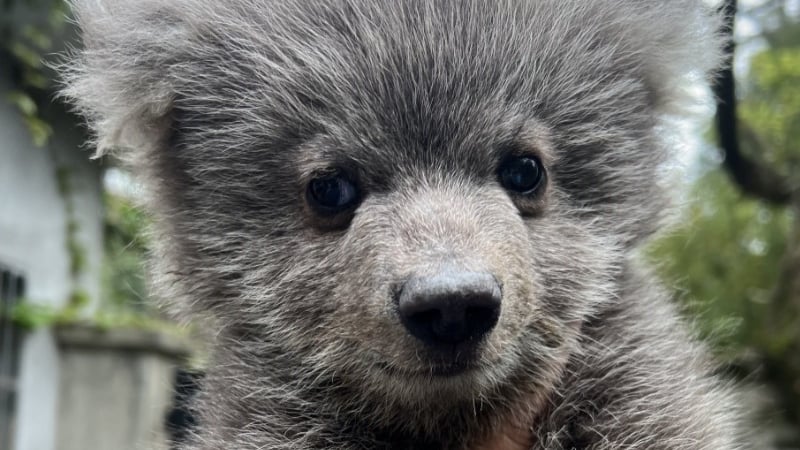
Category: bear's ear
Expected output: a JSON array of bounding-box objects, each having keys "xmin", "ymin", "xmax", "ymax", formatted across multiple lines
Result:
[
  {"xmin": 59, "ymin": 0, "xmax": 198, "ymax": 157},
  {"xmin": 627, "ymin": 0, "xmax": 726, "ymax": 113}
]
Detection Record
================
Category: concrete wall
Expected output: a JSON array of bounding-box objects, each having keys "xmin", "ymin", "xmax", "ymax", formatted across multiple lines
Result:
[
  {"xmin": 55, "ymin": 325, "xmax": 188, "ymax": 450},
  {"xmin": 0, "ymin": 68, "xmax": 104, "ymax": 450}
]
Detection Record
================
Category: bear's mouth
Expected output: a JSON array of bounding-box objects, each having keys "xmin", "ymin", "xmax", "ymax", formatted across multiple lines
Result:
[
  {"xmin": 425, "ymin": 361, "xmax": 478, "ymax": 377},
  {"xmin": 376, "ymin": 360, "xmax": 480, "ymax": 378},
  {"xmin": 359, "ymin": 342, "xmax": 503, "ymax": 380},
  {"xmin": 369, "ymin": 348, "xmax": 489, "ymax": 378}
]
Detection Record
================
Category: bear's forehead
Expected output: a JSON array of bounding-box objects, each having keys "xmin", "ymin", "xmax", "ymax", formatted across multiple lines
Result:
[
  {"xmin": 182, "ymin": 5, "xmax": 575, "ymax": 162},
  {"xmin": 172, "ymin": 0, "xmax": 645, "ymax": 177}
]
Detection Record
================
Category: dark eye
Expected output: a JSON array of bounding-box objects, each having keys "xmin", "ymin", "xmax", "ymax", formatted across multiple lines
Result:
[
  {"xmin": 307, "ymin": 172, "xmax": 360, "ymax": 214},
  {"xmin": 498, "ymin": 156, "xmax": 545, "ymax": 194}
]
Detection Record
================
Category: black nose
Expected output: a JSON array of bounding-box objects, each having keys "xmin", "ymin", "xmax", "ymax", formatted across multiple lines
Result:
[{"xmin": 397, "ymin": 270, "xmax": 501, "ymax": 348}]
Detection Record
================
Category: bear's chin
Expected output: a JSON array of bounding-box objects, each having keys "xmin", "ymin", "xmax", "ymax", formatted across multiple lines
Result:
[{"xmin": 361, "ymin": 356, "xmax": 520, "ymax": 404}]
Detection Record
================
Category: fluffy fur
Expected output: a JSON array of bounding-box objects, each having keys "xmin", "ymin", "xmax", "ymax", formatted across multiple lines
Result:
[{"xmin": 61, "ymin": 0, "xmax": 748, "ymax": 448}]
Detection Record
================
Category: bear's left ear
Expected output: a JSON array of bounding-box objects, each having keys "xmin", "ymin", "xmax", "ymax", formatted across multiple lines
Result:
[
  {"xmin": 625, "ymin": 0, "xmax": 727, "ymax": 113},
  {"xmin": 59, "ymin": 0, "xmax": 199, "ymax": 158}
]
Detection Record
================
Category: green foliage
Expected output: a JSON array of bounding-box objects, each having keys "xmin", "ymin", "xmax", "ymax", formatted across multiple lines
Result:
[
  {"xmin": 10, "ymin": 290, "xmax": 93, "ymax": 330},
  {"xmin": 102, "ymin": 193, "xmax": 151, "ymax": 310},
  {"xmin": 8, "ymin": 297, "xmax": 185, "ymax": 335},
  {"xmin": 648, "ymin": 169, "xmax": 794, "ymax": 356},
  {"xmin": 6, "ymin": 89, "xmax": 52, "ymax": 146},
  {"xmin": 2, "ymin": 1, "xmax": 155, "ymax": 326},
  {"xmin": 739, "ymin": 48, "xmax": 800, "ymax": 185},
  {"xmin": 1, "ymin": 0, "xmax": 67, "ymax": 146},
  {"xmin": 650, "ymin": 2, "xmax": 800, "ymax": 442},
  {"xmin": 55, "ymin": 166, "xmax": 89, "ymax": 283},
  {"xmin": 12, "ymin": 191, "xmax": 158, "ymax": 332},
  {"xmin": 10, "ymin": 301, "xmax": 59, "ymax": 330},
  {"xmin": 66, "ymin": 219, "xmax": 87, "ymax": 276}
]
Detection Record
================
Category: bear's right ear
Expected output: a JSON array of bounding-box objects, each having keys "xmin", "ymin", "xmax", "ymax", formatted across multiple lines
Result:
[{"xmin": 59, "ymin": 0, "xmax": 197, "ymax": 157}]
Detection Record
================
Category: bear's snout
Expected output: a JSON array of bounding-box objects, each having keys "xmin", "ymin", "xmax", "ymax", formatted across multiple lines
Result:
[{"xmin": 397, "ymin": 269, "xmax": 502, "ymax": 350}]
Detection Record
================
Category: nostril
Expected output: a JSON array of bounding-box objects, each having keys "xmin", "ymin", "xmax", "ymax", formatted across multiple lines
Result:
[
  {"xmin": 397, "ymin": 270, "xmax": 502, "ymax": 348},
  {"xmin": 466, "ymin": 304, "xmax": 500, "ymax": 334},
  {"xmin": 409, "ymin": 309, "xmax": 441, "ymax": 328}
]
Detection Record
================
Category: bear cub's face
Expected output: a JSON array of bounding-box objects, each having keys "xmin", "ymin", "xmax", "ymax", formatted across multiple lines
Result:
[
  {"xmin": 191, "ymin": 100, "xmax": 619, "ymax": 415},
  {"xmin": 144, "ymin": 4, "xmax": 650, "ymax": 422},
  {"xmin": 66, "ymin": 0, "xmax": 708, "ymax": 429},
  {"xmin": 285, "ymin": 121, "xmax": 588, "ymax": 395}
]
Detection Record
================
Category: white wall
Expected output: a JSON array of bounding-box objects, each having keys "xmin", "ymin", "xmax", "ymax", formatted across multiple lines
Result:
[{"xmin": 0, "ymin": 70, "xmax": 104, "ymax": 450}]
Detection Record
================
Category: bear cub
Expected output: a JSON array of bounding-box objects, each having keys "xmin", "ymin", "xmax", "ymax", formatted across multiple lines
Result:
[{"xmin": 62, "ymin": 0, "xmax": 749, "ymax": 448}]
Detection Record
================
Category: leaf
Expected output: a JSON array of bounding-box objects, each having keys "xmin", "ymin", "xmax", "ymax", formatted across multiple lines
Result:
[
  {"xmin": 8, "ymin": 41, "xmax": 43, "ymax": 69},
  {"xmin": 22, "ymin": 25, "xmax": 52, "ymax": 50},
  {"xmin": 23, "ymin": 116, "xmax": 53, "ymax": 147},
  {"xmin": 22, "ymin": 69, "xmax": 49, "ymax": 89},
  {"xmin": 6, "ymin": 90, "xmax": 38, "ymax": 116},
  {"xmin": 10, "ymin": 302, "xmax": 58, "ymax": 331}
]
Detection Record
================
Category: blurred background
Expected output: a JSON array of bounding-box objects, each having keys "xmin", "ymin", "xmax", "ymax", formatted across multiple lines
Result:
[{"xmin": 0, "ymin": 0, "xmax": 798, "ymax": 449}]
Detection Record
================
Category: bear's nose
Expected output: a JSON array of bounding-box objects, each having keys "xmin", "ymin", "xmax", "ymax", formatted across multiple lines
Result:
[{"xmin": 397, "ymin": 270, "xmax": 501, "ymax": 348}]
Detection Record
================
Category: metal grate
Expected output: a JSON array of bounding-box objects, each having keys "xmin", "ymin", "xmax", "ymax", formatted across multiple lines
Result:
[
  {"xmin": 167, "ymin": 369, "xmax": 203, "ymax": 449},
  {"xmin": 0, "ymin": 265, "xmax": 25, "ymax": 450}
]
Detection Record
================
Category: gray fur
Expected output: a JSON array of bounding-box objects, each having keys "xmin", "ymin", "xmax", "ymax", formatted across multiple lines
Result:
[{"xmin": 60, "ymin": 0, "xmax": 749, "ymax": 448}]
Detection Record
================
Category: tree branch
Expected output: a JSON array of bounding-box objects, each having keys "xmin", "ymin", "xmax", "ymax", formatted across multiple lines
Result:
[{"xmin": 715, "ymin": 0, "xmax": 794, "ymax": 205}]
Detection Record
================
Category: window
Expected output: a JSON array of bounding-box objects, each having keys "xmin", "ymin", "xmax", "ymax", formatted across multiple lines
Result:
[{"xmin": 0, "ymin": 266, "xmax": 25, "ymax": 450}]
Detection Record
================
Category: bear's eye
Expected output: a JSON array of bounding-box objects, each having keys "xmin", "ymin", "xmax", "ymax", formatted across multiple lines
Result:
[
  {"xmin": 498, "ymin": 156, "xmax": 545, "ymax": 194},
  {"xmin": 307, "ymin": 172, "xmax": 360, "ymax": 214}
]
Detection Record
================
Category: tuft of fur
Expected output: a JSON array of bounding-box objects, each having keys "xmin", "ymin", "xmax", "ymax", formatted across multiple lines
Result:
[{"xmin": 61, "ymin": 1, "xmax": 749, "ymax": 449}]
